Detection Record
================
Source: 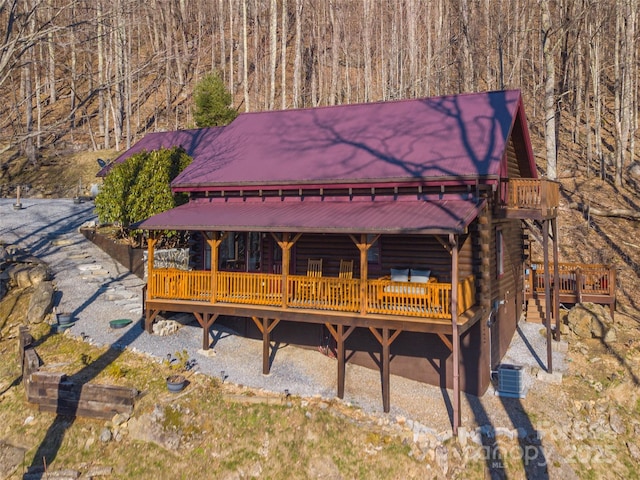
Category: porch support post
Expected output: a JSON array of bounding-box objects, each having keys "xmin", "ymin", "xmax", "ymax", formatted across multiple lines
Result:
[
  {"xmin": 543, "ymin": 220, "xmax": 553, "ymax": 373},
  {"xmin": 251, "ymin": 317, "xmax": 280, "ymax": 375},
  {"xmin": 193, "ymin": 312, "xmax": 219, "ymax": 350},
  {"xmin": 349, "ymin": 234, "xmax": 379, "ymax": 315},
  {"xmin": 144, "ymin": 236, "xmax": 157, "ymax": 333},
  {"xmin": 449, "ymin": 233, "xmax": 461, "ymax": 436},
  {"xmin": 145, "ymin": 309, "xmax": 160, "ymax": 334},
  {"xmin": 273, "ymin": 233, "xmax": 302, "ymax": 309},
  {"xmin": 205, "ymin": 232, "xmax": 223, "ymax": 303},
  {"xmin": 325, "ymin": 323, "xmax": 356, "ymax": 398},
  {"xmin": 369, "ymin": 327, "xmax": 402, "ymax": 413},
  {"xmin": 552, "ymin": 218, "xmax": 560, "ymax": 340}
]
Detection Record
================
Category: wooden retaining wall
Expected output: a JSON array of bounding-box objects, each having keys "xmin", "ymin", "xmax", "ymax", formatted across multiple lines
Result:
[{"xmin": 19, "ymin": 327, "xmax": 138, "ymax": 420}]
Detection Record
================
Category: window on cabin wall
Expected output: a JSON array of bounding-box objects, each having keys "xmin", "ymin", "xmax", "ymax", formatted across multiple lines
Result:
[
  {"xmin": 202, "ymin": 232, "xmax": 261, "ymax": 272},
  {"xmin": 496, "ymin": 227, "xmax": 505, "ymax": 278},
  {"xmin": 271, "ymin": 239, "xmax": 283, "ymax": 273},
  {"xmin": 367, "ymin": 234, "xmax": 381, "ymax": 276},
  {"xmin": 247, "ymin": 232, "xmax": 261, "ymax": 271}
]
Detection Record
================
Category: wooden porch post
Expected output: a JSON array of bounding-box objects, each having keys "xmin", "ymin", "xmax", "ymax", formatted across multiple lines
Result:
[
  {"xmin": 205, "ymin": 232, "xmax": 223, "ymax": 303},
  {"xmin": 576, "ymin": 267, "xmax": 583, "ymax": 303},
  {"xmin": 325, "ymin": 323, "xmax": 356, "ymax": 398},
  {"xmin": 144, "ymin": 236, "xmax": 157, "ymax": 333},
  {"xmin": 349, "ymin": 234, "xmax": 379, "ymax": 315},
  {"xmin": 193, "ymin": 312, "xmax": 219, "ymax": 350},
  {"xmin": 273, "ymin": 232, "xmax": 302, "ymax": 309},
  {"xmin": 552, "ymin": 218, "xmax": 560, "ymax": 341},
  {"xmin": 449, "ymin": 233, "xmax": 461, "ymax": 436},
  {"xmin": 609, "ymin": 268, "xmax": 616, "ymax": 319},
  {"xmin": 369, "ymin": 327, "xmax": 402, "ymax": 413},
  {"xmin": 543, "ymin": 220, "xmax": 553, "ymax": 373},
  {"xmin": 251, "ymin": 317, "xmax": 280, "ymax": 375}
]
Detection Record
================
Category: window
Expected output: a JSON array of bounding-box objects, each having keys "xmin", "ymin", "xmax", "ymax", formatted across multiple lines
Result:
[
  {"xmin": 204, "ymin": 232, "xmax": 261, "ymax": 272},
  {"xmin": 367, "ymin": 234, "xmax": 380, "ymax": 264},
  {"xmin": 496, "ymin": 227, "xmax": 504, "ymax": 278}
]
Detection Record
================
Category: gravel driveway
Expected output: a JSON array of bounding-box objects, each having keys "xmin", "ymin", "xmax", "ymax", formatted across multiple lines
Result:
[{"xmin": 1, "ymin": 198, "xmax": 565, "ymax": 437}]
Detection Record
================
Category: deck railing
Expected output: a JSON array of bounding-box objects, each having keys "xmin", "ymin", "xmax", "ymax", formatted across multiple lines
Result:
[
  {"xmin": 148, "ymin": 269, "xmax": 476, "ymax": 320},
  {"xmin": 526, "ymin": 262, "xmax": 614, "ymax": 296},
  {"xmin": 506, "ymin": 178, "xmax": 559, "ymax": 215}
]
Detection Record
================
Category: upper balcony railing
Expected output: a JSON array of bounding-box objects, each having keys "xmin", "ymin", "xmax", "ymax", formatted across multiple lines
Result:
[
  {"xmin": 147, "ymin": 269, "xmax": 476, "ymax": 321},
  {"xmin": 502, "ymin": 178, "xmax": 560, "ymax": 219}
]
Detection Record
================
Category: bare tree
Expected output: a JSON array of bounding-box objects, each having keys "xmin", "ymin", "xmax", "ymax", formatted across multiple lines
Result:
[
  {"xmin": 269, "ymin": 0, "xmax": 277, "ymax": 109},
  {"xmin": 613, "ymin": 0, "xmax": 636, "ymax": 186},
  {"xmin": 280, "ymin": 0, "xmax": 287, "ymax": 109},
  {"xmin": 540, "ymin": 0, "xmax": 557, "ymax": 180},
  {"xmin": 362, "ymin": 0, "xmax": 372, "ymax": 101},
  {"xmin": 293, "ymin": 0, "xmax": 303, "ymax": 108},
  {"xmin": 242, "ymin": 0, "xmax": 249, "ymax": 111}
]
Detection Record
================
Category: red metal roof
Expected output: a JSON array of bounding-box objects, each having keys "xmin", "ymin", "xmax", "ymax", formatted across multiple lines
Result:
[
  {"xmin": 135, "ymin": 196, "xmax": 485, "ymax": 235},
  {"xmin": 172, "ymin": 90, "xmax": 528, "ymax": 191},
  {"xmin": 97, "ymin": 127, "xmax": 225, "ymax": 177}
]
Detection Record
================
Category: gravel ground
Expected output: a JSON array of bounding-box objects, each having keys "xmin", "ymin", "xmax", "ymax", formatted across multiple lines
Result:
[{"xmin": 1, "ymin": 198, "xmax": 566, "ymax": 436}]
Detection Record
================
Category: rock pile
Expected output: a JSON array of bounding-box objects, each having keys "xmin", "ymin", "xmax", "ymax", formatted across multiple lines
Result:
[
  {"xmin": 566, "ymin": 302, "xmax": 617, "ymax": 342},
  {"xmin": 0, "ymin": 243, "xmax": 55, "ymax": 326}
]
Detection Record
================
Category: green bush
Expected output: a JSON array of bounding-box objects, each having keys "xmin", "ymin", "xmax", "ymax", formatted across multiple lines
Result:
[{"xmin": 94, "ymin": 146, "xmax": 192, "ymax": 239}]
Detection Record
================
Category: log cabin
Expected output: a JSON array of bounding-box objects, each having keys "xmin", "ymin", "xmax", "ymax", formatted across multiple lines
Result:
[{"xmin": 133, "ymin": 90, "xmax": 561, "ymax": 433}]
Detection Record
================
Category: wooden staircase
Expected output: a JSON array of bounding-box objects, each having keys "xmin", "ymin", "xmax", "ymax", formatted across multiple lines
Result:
[{"xmin": 526, "ymin": 297, "xmax": 550, "ymax": 324}]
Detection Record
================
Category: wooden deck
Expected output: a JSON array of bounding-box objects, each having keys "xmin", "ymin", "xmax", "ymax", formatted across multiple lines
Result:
[
  {"xmin": 525, "ymin": 262, "xmax": 615, "ymax": 316},
  {"xmin": 146, "ymin": 269, "xmax": 477, "ymax": 331},
  {"xmin": 500, "ymin": 178, "xmax": 560, "ymax": 220}
]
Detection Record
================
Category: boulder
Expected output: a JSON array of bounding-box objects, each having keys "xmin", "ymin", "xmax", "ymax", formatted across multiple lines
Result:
[
  {"xmin": 7, "ymin": 263, "xmax": 51, "ymax": 289},
  {"xmin": 127, "ymin": 412, "xmax": 181, "ymax": 451},
  {"xmin": 152, "ymin": 319, "xmax": 181, "ymax": 336},
  {"xmin": 27, "ymin": 281, "xmax": 55, "ymax": 324},
  {"xmin": 566, "ymin": 303, "xmax": 613, "ymax": 339},
  {"xmin": 28, "ymin": 264, "xmax": 51, "ymax": 286}
]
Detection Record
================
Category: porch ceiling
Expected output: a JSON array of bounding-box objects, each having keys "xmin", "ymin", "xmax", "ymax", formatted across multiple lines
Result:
[{"xmin": 135, "ymin": 197, "xmax": 485, "ymax": 235}]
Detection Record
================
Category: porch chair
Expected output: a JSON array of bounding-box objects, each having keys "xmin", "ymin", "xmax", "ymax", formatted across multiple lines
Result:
[
  {"xmin": 307, "ymin": 258, "xmax": 323, "ymax": 277},
  {"xmin": 338, "ymin": 259, "xmax": 353, "ymax": 279},
  {"xmin": 300, "ymin": 258, "xmax": 323, "ymax": 300},
  {"xmin": 331, "ymin": 259, "xmax": 354, "ymax": 303}
]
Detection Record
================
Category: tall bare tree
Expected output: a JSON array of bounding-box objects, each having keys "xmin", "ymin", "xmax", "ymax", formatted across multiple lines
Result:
[
  {"xmin": 242, "ymin": 0, "xmax": 249, "ymax": 111},
  {"xmin": 280, "ymin": 0, "xmax": 287, "ymax": 109},
  {"xmin": 540, "ymin": 0, "xmax": 558, "ymax": 180},
  {"xmin": 268, "ymin": 0, "xmax": 277, "ymax": 109}
]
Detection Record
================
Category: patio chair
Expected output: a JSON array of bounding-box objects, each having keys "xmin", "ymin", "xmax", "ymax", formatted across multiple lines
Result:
[
  {"xmin": 339, "ymin": 259, "xmax": 353, "ymax": 279},
  {"xmin": 331, "ymin": 259, "xmax": 354, "ymax": 303},
  {"xmin": 300, "ymin": 259, "xmax": 323, "ymax": 300},
  {"xmin": 307, "ymin": 258, "xmax": 323, "ymax": 277}
]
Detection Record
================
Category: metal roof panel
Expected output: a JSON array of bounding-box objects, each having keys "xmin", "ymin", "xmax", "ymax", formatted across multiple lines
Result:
[{"xmin": 136, "ymin": 196, "xmax": 485, "ymax": 235}]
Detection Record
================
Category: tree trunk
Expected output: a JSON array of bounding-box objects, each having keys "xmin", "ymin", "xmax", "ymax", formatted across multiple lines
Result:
[
  {"xmin": 540, "ymin": 0, "xmax": 557, "ymax": 180},
  {"xmin": 280, "ymin": 0, "xmax": 287, "ymax": 109},
  {"xmin": 47, "ymin": 0, "xmax": 56, "ymax": 104},
  {"xmin": 97, "ymin": 0, "xmax": 107, "ymax": 148},
  {"xmin": 363, "ymin": 0, "xmax": 372, "ymax": 102},
  {"xmin": 588, "ymin": 17, "xmax": 604, "ymax": 180},
  {"xmin": 228, "ymin": 0, "xmax": 234, "ymax": 95},
  {"xmin": 242, "ymin": 0, "xmax": 249, "ymax": 111},
  {"xmin": 293, "ymin": 0, "xmax": 302, "ymax": 108},
  {"xmin": 269, "ymin": 0, "xmax": 277, "ymax": 109}
]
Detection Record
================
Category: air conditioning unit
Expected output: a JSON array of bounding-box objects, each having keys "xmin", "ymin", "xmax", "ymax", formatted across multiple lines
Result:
[{"xmin": 496, "ymin": 364, "xmax": 526, "ymax": 398}]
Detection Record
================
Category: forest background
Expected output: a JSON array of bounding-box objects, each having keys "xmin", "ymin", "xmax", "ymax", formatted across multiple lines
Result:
[{"xmin": 0, "ymin": 0, "xmax": 638, "ymax": 189}]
